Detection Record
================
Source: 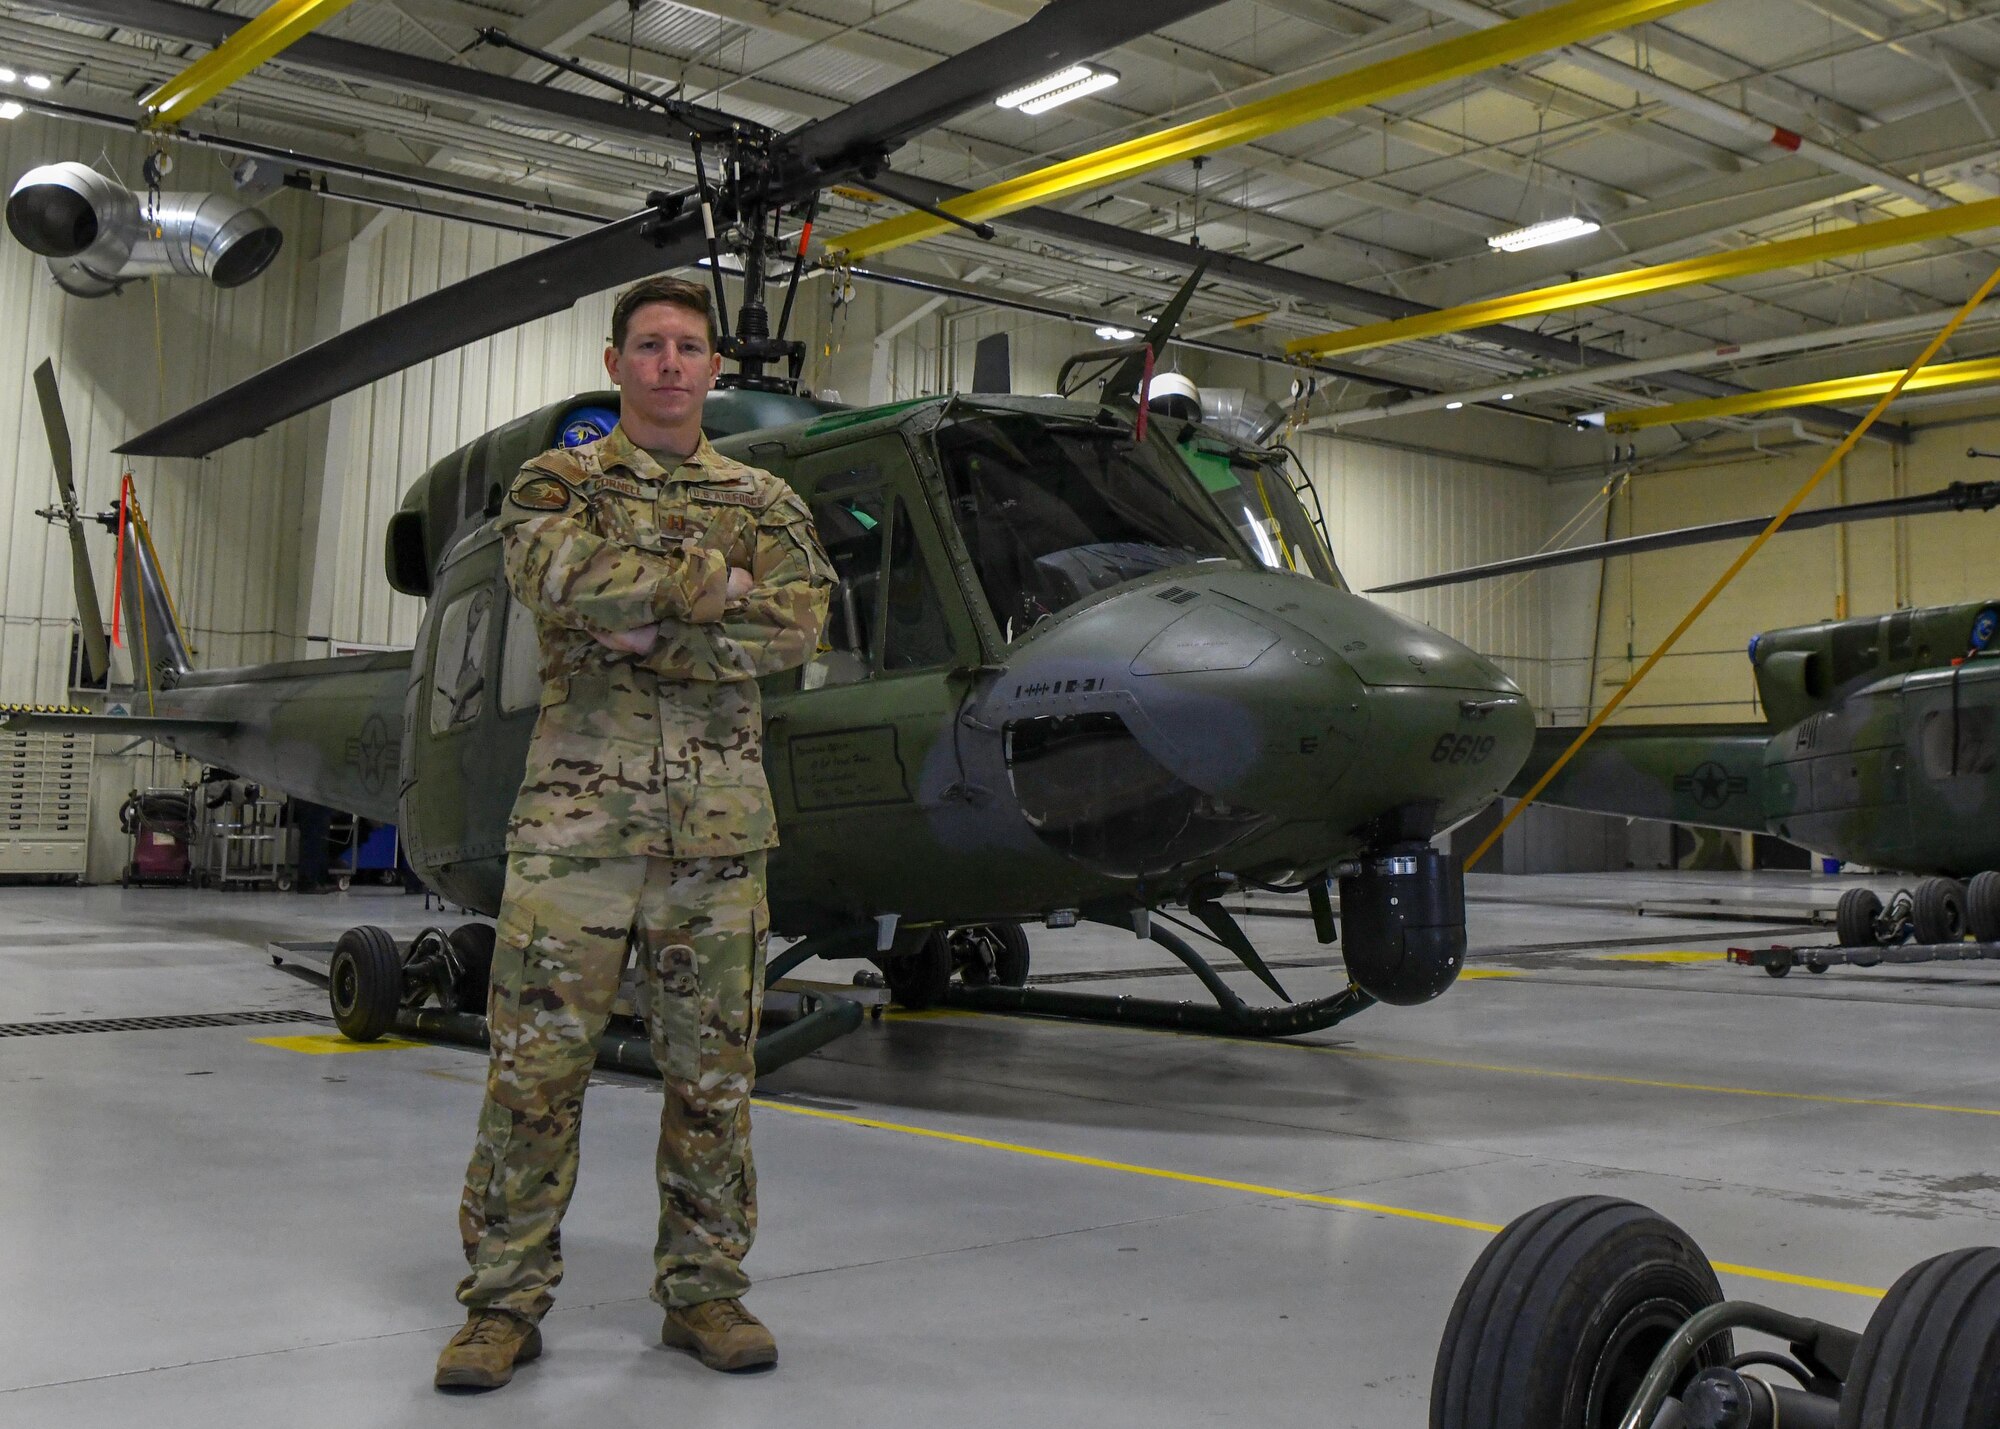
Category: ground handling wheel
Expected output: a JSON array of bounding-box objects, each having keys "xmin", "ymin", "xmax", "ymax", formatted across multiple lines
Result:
[
  {"xmin": 1431, "ymin": 1196, "xmax": 1733, "ymax": 1429},
  {"xmin": 881, "ymin": 930, "xmax": 952, "ymax": 1010},
  {"xmin": 1912, "ymin": 877, "xmax": 1968, "ymax": 945},
  {"xmin": 1968, "ymin": 872, "xmax": 2000, "ymax": 943},
  {"xmin": 950, "ymin": 923, "xmax": 1031, "ymax": 988},
  {"xmin": 327, "ymin": 925, "xmax": 403, "ymax": 1042},
  {"xmin": 1838, "ymin": 1247, "xmax": 2000, "ymax": 1429},
  {"xmin": 1836, "ymin": 888, "xmax": 1884, "ymax": 949}
]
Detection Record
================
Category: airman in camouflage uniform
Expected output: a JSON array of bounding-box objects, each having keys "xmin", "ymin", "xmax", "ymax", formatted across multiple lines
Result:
[{"xmin": 439, "ymin": 278, "xmax": 831, "ymax": 1391}]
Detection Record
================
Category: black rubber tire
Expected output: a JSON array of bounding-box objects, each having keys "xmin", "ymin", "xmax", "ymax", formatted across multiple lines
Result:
[
  {"xmin": 1765, "ymin": 960, "xmax": 1791, "ymax": 978},
  {"xmin": 1838, "ymin": 1247, "xmax": 2000, "ymax": 1429},
  {"xmin": 1912, "ymin": 878, "xmax": 1968, "ymax": 945},
  {"xmin": 883, "ymin": 931, "xmax": 952, "ymax": 1009},
  {"xmin": 1430, "ymin": 1196, "xmax": 1734, "ymax": 1429},
  {"xmin": 448, "ymin": 922, "xmax": 496, "ymax": 1014},
  {"xmin": 328, "ymin": 925, "xmax": 403, "ymax": 1042},
  {"xmin": 954, "ymin": 924, "xmax": 1032, "ymax": 988},
  {"xmin": 1968, "ymin": 872, "xmax": 2000, "ymax": 943},
  {"xmin": 1837, "ymin": 888, "xmax": 1884, "ymax": 949}
]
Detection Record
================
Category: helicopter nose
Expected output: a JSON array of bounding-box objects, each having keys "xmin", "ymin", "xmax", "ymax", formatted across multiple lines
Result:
[
  {"xmin": 1117, "ymin": 573, "xmax": 1533, "ymax": 827},
  {"xmin": 982, "ymin": 569, "xmax": 1534, "ymax": 861}
]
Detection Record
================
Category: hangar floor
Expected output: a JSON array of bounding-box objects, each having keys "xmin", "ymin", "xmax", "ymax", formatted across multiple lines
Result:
[{"xmin": 4, "ymin": 871, "xmax": 1998, "ymax": 1428}]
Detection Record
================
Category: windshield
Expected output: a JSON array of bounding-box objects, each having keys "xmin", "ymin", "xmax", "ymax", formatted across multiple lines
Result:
[
  {"xmin": 1181, "ymin": 442, "xmax": 1346, "ymax": 589},
  {"xmin": 934, "ymin": 412, "xmax": 1242, "ymax": 639}
]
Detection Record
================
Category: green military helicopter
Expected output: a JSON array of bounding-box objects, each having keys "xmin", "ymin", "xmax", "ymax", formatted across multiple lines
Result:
[
  {"xmin": 11, "ymin": 0, "xmax": 1540, "ymax": 1061},
  {"xmin": 1375, "ymin": 481, "xmax": 2000, "ymax": 955}
]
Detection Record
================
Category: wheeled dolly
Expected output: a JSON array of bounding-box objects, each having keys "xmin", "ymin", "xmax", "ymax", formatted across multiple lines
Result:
[
  {"xmin": 1431, "ymin": 1196, "xmax": 2000, "ymax": 1429},
  {"xmin": 318, "ymin": 922, "xmax": 863, "ymax": 1077}
]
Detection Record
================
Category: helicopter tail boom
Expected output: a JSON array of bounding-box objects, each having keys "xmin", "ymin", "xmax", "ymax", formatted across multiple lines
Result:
[{"xmin": 1505, "ymin": 723, "xmax": 1771, "ymax": 834}]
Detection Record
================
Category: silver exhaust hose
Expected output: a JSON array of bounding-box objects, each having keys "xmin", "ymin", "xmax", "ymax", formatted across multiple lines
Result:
[{"xmin": 5, "ymin": 161, "xmax": 283, "ymax": 297}]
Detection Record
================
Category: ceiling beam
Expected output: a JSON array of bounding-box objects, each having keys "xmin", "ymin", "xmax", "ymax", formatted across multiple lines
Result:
[
  {"xmin": 23, "ymin": 0, "xmax": 705, "ymax": 150},
  {"xmin": 1288, "ymin": 194, "xmax": 2000, "ymax": 359},
  {"xmin": 886, "ymin": 171, "xmax": 1882, "ymax": 433},
  {"xmin": 828, "ymin": 0, "xmax": 1723, "ymax": 260},
  {"xmin": 1604, "ymin": 352, "xmax": 2000, "ymax": 430}
]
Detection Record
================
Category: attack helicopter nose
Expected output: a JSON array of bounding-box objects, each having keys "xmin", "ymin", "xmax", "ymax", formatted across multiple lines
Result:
[{"xmin": 976, "ymin": 567, "xmax": 1533, "ymax": 878}]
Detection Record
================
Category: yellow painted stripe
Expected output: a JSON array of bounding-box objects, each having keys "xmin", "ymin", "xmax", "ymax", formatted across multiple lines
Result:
[
  {"xmin": 759, "ymin": 1098, "xmax": 1505, "ymax": 1231},
  {"xmin": 251, "ymin": 1033, "xmax": 421, "ymax": 1055},
  {"xmin": 142, "ymin": 0, "xmax": 365, "ymax": 126},
  {"xmin": 1457, "ymin": 968, "xmax": 1524, "ymax": 979},
  {"xmin": 1287, "ymin": 195, "xmax": 2000, "ymax": 360},
  {"xmin": 1605, "ymin": 353, "xmax": 2000, "ymax": 431},
  {"xmin": 827, "ymin": 0, "xmax": 1716, "ymax": 259},
  {"xmin": 755, "ymin": 1099, "xmax": 1883, "ymax": 1298}
]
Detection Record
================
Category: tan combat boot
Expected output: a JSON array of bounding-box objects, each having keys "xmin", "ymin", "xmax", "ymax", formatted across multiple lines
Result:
[
  {"xmin": 661, "ymin": 1298, "xmax": 777, "ymax": 1371},
  {"xmin": 434, "ymin": 1309, "xmax": 543, "ymax": 1390}
]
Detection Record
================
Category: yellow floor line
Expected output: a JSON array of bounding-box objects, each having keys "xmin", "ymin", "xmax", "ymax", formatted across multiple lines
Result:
[
  {"xmin": 755, "ymin": 1099, "xmax": 1883, "ymax": 1299},
  {"xmin": 250, "ymin": 1033, "xmax": 422, "ymax": 1055}
]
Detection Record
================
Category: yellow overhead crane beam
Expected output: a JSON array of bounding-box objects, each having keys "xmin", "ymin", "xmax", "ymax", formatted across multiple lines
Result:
[
  {"xmin": 140, "ymin": 0, "xmax": 364, "ymax": 127},
  {"xmin": 1604, "ymin": 353, "xmax": 2000, "ymax": 431},
  {"xmin": 1287, "ymin": 194, "xmax": 2000, "ymax": 360},
  {"xmin": 827, "ymin": 0, "xmax": 1718, "ymax": 261}
]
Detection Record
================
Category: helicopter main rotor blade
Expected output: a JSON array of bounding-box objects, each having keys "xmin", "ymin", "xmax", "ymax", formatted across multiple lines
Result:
[
  {"xmin": 119, "ymin": 205, "xmax": 706, "ymax": 459},
  {"xmin": 790, "ymin": 0, "xmax": 1230, "ymax": 170},
  {"xmin": 1368, "ymin": 480, "xmax": 2000, "ymax": 594},
  {"xmin": 32, "ymin": 360, "xmax": 109, "ymax": 684}
]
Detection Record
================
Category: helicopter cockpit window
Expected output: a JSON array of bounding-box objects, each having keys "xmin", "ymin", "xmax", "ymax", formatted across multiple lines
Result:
[
  {"xmin": 429, "ymin": 585, "xmax": 494, "ymax": 734},
  {"xmin": 806, "ymin": 488, "xmax": 888, "ymax": 688},
  {"xmin": 498, "ymin": 594, "xmax": 541, "ymax": 714},
  {"xmin": 803, "ymin": 490, "xmax": 953, "ymax": 688},
  {"xmin": 1183, "ymin": 445, "xmax": 1346, "ymax": 589},
  {"xmin": 934, "ymin": 413, "xmax": 1240, "ymax": 640}
]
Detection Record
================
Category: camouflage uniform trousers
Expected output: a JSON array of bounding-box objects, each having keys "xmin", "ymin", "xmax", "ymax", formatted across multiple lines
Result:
[{"xmin": 456, "ymin": 848, "xmax": 768, "ymax": 1322}]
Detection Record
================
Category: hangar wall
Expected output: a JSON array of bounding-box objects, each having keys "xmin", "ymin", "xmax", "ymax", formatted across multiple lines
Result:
[
  {"xmin": 0, "ymin": 114, "xmax": 341, "ymax": 878},
  {"xmin": 1579, "ymin": 420, "xmax": 2000, "ymax": 725}
]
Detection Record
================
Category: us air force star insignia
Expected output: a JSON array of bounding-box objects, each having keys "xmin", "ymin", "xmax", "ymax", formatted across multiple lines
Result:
[{"xmin": 510, "ymin": 474, "xmax": 573, "ymax": 512}]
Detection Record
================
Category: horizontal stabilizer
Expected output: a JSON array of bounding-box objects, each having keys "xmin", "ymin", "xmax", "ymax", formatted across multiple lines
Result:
[{"xmin": 0, "ymin": 707, "xmax": 236, "ymax": 737}]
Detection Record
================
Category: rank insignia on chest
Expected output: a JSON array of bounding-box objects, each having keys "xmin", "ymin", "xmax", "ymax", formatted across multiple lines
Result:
[{"xmin": 510, "ymin": 475, "xmax": 574, "ymax": 512}]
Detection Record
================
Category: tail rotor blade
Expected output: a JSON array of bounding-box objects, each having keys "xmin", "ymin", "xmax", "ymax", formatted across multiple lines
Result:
[{"xmin": 32, "ymin": 360, "xmax": 109, "ymax": 684}]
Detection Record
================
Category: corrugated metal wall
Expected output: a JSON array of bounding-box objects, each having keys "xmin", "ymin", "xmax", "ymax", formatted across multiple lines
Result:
[
  {"xmin": 305, "ymin": 211, "xmax": 626, "ymax": 650},
  {"xmin": 0, "ymin": 114, "xmax": 336, "ymax": 876}
]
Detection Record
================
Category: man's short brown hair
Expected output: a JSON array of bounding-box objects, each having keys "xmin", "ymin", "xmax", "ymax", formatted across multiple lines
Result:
[{"xmin": 611, "ymin": 275, "xmax": 718, "ymax": 351}]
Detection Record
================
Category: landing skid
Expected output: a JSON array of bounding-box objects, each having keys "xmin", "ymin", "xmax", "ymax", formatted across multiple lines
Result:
[{"xmin": 945, "ymin": 914, "xmax": 1376, "ymax": 1038}]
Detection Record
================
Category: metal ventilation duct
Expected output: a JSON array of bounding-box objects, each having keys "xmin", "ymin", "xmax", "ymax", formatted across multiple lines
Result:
[{"xmin": 5, "ymin": 161, "xmax": 283, "ymax": 297}]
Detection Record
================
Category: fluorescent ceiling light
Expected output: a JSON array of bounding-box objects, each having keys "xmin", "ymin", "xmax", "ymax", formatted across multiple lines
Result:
[
  {"xmin": 1095, "ymin": 324, "xmax": 1138, "ymax": 341},
  {"xmin": 23, "ymin": 74, "xmax": 51, "ymax": 91},
  {"xmin": 1500, "ymin": 392, "xmax": 1515, "ymax": 400},
  {"xmin": 0, "ymin": 101, "xmax": 20, "ymax": 120},
  {"xmin": 1487, "ymin": 215, "xmax": 1600, "ymax": 253},
  {"xmin": 1445, "ymin": 401, "xmax": 1464, "ymax": 410},
  {"xmin": 0, "ymin": 68, "xmax": 16, "ymax": 83},
  {"xmin": 997, "ymin": 63, "xmax": 1118, "ymax": 116}
]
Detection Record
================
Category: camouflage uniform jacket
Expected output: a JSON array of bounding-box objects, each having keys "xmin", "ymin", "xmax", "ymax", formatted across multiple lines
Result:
[{"xmin": 497, "ymin": 424, "xmax": 833, "ymax": 859}]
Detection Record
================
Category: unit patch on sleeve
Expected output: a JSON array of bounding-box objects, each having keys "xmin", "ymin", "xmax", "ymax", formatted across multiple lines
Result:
[{"xmin": 510, "ymin": 474, "xmax": 574, "ymax": 512}]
